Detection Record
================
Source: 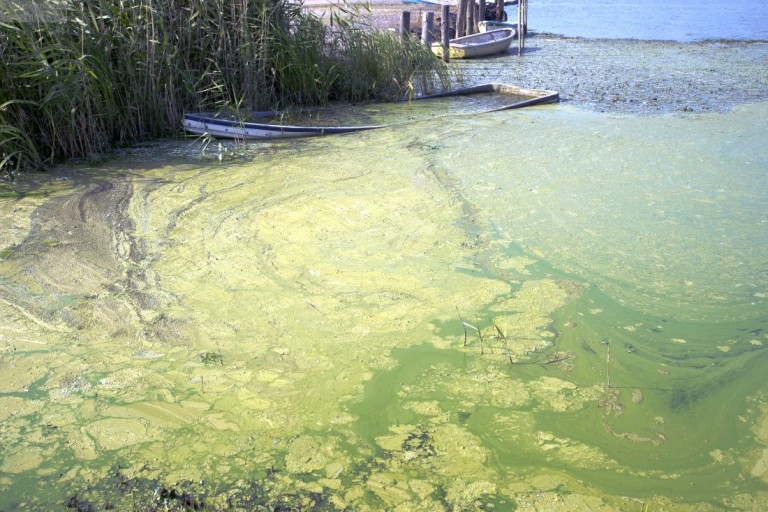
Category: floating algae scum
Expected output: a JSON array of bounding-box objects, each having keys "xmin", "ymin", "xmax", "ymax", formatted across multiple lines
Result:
[{"xmin": 1, "ymin": 100, "xmax": 768, "ymax": 510}]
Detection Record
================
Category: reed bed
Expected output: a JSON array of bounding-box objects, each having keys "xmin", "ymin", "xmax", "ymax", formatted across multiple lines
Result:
[{"xmin": 0, "ymin": 0, "xmax": 451, "ymax": 177}]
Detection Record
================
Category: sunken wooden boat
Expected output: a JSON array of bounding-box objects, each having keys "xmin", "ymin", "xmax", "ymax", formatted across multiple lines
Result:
[
  {"xmin": 183, "ymin": 112, "xmax": 381, "ymax": 139},
  {"xmin": 430, "ymin": 29, "xmax": 515, "ymax": 59},
  {"xmin": 183, "ymin": 83, "xmax": 558, "ymax": 140}
]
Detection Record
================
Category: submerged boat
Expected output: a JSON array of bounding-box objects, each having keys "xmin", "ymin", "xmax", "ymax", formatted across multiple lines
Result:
[
  {"xmin": 430, "ymin": 29, "xmax": 515, "ymax": 59},
  {"xmin": 183, "ymin": 83, "xmax": 558, "ymax": 140},
  {"xmin": 183, "ymin": 112, "xmax": 380, "ymax": 139}
]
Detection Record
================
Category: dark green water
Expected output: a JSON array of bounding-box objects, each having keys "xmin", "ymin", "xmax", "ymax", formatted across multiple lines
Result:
[{"xmin": 348, "ymin": 269, "xmax": 768, "ymax": 504}]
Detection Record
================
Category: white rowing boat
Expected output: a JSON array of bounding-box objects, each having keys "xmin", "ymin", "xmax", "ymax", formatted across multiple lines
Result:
[{"xmin": 431, "ymin": 29, "xmax": 515, "ymax": 59}]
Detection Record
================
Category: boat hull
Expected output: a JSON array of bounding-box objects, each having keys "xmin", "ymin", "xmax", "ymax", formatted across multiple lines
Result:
[
  {"xmin": 431, "ymin": 28, "xmax": 515, "ymax": 59},
  {"xmin": 182, "ymin": 114, "xmax": 382, "ymax": 139},
  {"xmin": 183, "ymin": 83, "xmax": 558, "ymax": 140},
  {"xmin": 421, "ymin": 83, "xmax": 558, "ymax": 110}
]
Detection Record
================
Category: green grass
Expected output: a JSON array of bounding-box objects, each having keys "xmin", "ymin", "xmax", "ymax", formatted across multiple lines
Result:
[{"xmin": 0, "ymin": 0, "xmax": 452, "ymax": 178}]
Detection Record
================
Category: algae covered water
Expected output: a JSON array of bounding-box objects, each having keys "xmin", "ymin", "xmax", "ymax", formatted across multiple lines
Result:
[{"xmin": 1, "ymin": 98, "xmax": 767, "ymax": 509}]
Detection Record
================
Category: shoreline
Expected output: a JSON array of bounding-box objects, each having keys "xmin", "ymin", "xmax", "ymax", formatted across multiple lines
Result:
[{"xmin": 301, "ymin": 2, "xmax": 768, "ymax": 115}]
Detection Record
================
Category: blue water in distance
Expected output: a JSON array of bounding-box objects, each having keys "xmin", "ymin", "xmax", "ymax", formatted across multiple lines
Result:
[{"xmin": 521, "ymin": 0, "xmax": 768, "ymax": 41}]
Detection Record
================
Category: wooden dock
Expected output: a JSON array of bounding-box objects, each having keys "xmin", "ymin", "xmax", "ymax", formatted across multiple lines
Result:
[
  {"xmin": 399, "ymin": 0, "xmax": 528, "ymax": 59},
  {"xmin": 302, "ymin": 0, "xmax": 529, "ymax": 58}
]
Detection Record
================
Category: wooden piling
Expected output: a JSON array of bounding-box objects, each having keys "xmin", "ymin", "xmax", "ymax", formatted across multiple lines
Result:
[
  {"xmin": 517, "ymin": 0, "xmax": 527, "ymax": 55},
  {"xmin": 467, "ymin": 0, "xmax": 475, "ymax": 35},
  {"xmin": 521, "ymin": 0, "xmax": 528, "ymax": 34},
  {"xmin": 478, "ymin": 0, "xmax": 486, "ymax": 23},
  {"xmin": 400, "ymin": 11, "xmax": 411, "ymax": 40},
  {"xmin": 422, "ymin": 11, "xmax": 434, "ymax": 45},
  {"xmin": 441, "ymin": 4, "xmax": 450, "ymax": 62},
  {"xmin": 495, "ymin": 0, "xmax": 504, "ymax": 21},
  {"xmin": 457, "ymin": 0, "xmax": 467, "ymax": 38}
]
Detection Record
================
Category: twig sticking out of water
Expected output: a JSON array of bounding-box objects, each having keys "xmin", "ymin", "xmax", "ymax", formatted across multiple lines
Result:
[
  {"xmin": 456, "ymin": 306, "xmax": 468, "ymax": 346},
  {"xmin": 475, "ymin": 317, "xmax": 485, "ymax": 355},
  {"xmin": 215, "ymin": 339, "xmax": 224, "ymax": 366},
  {"xmin": 456, "ymin": 309, "xmax": 525, "ymax": 362},
  {"xmin": 457, "ymin": 307, "xmax": 483, "ymax": 352},
  {"xmin": 492, "ymin": 319, "xmax": 514, "ymax": 365}
]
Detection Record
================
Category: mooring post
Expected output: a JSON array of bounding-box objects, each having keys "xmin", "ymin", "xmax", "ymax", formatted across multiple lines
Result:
[
  {"xmin": 478, "ymin": 0, "xmax": 486, "ymax": 23},
  {"xmin": 441, "ymin": 4, "xmax": 450, "ymax": 62},
  {"xmin": 522, "ymin": 0, "xmax": 528, "ymax": 34},
  {"xmin": 467, "ymin": 0, "xmax": 475, "ymax": 35},
  {"xmin": 457, "ymin": 0, "xmax": 467, "ymax": 38},
  {"xmin": 400, "ymin": 11, "xmax": 411, "ymax": 40},
  {"xmin": 517, "ymin": 0, "xmax": 525, "ymax": 55},
  {"xmin": 422, "ymin": 11, "xmax": 434, "ymax": 45}
]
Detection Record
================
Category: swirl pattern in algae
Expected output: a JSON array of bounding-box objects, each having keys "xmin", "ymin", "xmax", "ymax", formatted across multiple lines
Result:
[{"xmin": 1, "ymin": 108, "xmax": 767, "ymax": 510}]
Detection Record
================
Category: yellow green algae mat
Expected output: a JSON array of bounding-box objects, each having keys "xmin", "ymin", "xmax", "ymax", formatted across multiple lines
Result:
[{"xmin": 1, "ymin": 103, "xmax": 767, "ymax": 510}]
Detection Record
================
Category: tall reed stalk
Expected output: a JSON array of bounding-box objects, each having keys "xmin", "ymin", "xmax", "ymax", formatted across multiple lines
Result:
[{"xmin": 0, "ymin": 0, "xmax": 451, "ymax": 178}]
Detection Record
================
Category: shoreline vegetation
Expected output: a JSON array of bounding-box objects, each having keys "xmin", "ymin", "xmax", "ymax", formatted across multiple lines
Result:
[{"xmin": 0, "ymin": 0, "xmax": 451, "ymax": 178}]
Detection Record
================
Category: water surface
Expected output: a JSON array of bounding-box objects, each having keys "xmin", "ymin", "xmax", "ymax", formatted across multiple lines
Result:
[
  {"xmin": 524, "ymin": 0, "xmax": 768, "ymax": 41},
  {"xmin": 1, "ymin": 104, "xmax": 767, "ymax": 510}
]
